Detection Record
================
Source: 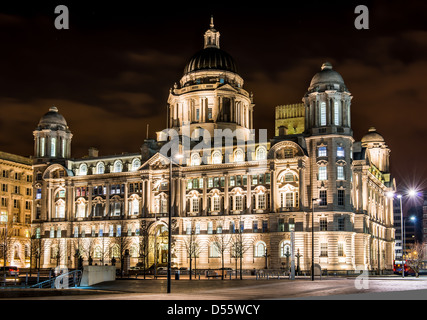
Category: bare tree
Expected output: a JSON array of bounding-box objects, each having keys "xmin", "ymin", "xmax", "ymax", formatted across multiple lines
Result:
[
  {"xmin": 81, "ymin": 236, "xmax": 96, "ymax": 266},
  {"xmin": 110, "ymin": 220, "xmax": 133, "ymax": 277},
  {"xmin": 407, "ymin": 241, "xmax": 426, "ymax": 277},
  {"xmin": 0, "ymin": 219, "xmax": 14, "ymax": 270},
  {"xmin": 183, "ymin": 225, "xmax": 204, "ymax": 280},
  {"xmin": 230, "ymin": 219, "xmax": 252, "ymax": 279},
  {"xmin": 138, "ymin": 220, "xmax": 150, "ymax": 279},
  {"xmin": 212, "ymin": 221, "xmax": 231, "ymax": 280}
]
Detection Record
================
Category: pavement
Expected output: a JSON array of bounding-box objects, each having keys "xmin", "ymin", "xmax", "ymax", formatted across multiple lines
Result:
[{"xmin": 2, "ymin": 274, "xmax": 427, "ymax": 300}]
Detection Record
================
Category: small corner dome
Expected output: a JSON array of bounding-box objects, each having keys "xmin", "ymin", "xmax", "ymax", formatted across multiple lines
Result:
[
  {"xmin": 309, "ymin": 62, "xmax": 347, "ymax": 91},
  {"xmin": 361, "ymin": 127, "xmax": 385, "ymax": 145},
  {"xmin": 37, "ymin": 106, "xmax": 68, "ymax": 128}
]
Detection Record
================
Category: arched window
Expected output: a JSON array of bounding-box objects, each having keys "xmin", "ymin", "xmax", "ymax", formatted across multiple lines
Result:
[
  {"xmin": 55, "ymin": 199, "xmax": 65, "ymax": 218},
  {"xmin": 280, "ymin": 241, "xmax": 291, "ymax": 258},
  {"xmin": 114, "ymin": 160, "xmax": 123, "ymax": 173},
  {"xmin": 254, "ymin": 241, "xmax": 266, "ymax": 257},
  {"xmin": 96, "ymin": 162, "xmax": 105, "ymax": 174},
  {"xmin": 191, "ymin": 153, "xmax": 201, "ymax": 166},
  {"xmin": 128, "ymin": 198, "xmax": 139, "ymax": 215},
  {"xmin": 234, "ymin": 148, "xmax": 244, "ymax": 162},
  {"xmin": 75, "ymin": 198, "xmax": 86, "ymax": 218},
  {"xmin": 211, "ymin": 151, "xmax": 222, "ymax": 164},
  {"xmin": 131, "ymin": 158, "xmax": 141, "ymax": 171},
  {"xmin": 256, "ymin": 146, "xmax": 267, "ymax": 160},
  {"xmin": 79, "ymin": 163, "xmax": 88, "ymax": 176}
]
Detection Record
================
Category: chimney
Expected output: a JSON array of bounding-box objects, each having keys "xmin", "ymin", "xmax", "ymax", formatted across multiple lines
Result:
[{"xmin": 88, "ymin": 147, "xmax": 99, "ymax": 158}]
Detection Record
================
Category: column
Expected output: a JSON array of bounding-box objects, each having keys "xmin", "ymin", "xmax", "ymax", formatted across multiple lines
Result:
[
  {"xmin": 203, "ymin": 176, "xmax": 207, "ymax": 216},
  {"xmin": 224, "ymin": 173, "xmax": 229, "ymax": 215},
  {"xmin": 124, "ymin": 182, "xmax": 128, "ymax": 219},
  {"xmin": 105, "ymin": 183, "xmax": 110, "ymax": 217},
  {"xmin": 88, "ymin": 184, "xmax": 92, "ymax": 218},
  {"xmin": 246, "ymin": 172, "xmax": 251, "ymax": 213}
]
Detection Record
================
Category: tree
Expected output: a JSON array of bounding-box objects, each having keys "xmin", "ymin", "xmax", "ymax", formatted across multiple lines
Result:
[
  {"xmin": 407, "ymin": 242, "xmax": 426, "ymax": 277},
  {"xmin": 229, "ymin": 218, "xmax": 252, "ymax": 279},
  {"xmin": 111, "ymin": 220, "xmax": 133, "ymax": 277},
  {"xmin": 29, "ymin": 227, "xmax": 46, "ymax": 274},
  {"xmin": 0, "ymin": 219, "xmax": 13, "ymax": 271},
  {"xmin": 138, "ymin": 221, "xmax": 150, "ymax": 279},
  {"xmin": 212, "ymin": 221, "xmax": 231, "ymax": 280},
  {"xmin": 183, "ymin": 224, "xmax": 204, "ymax": 280}
]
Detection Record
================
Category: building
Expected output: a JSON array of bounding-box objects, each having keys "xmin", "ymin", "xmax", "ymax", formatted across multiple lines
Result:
[
  {"xmin": 30, "ymin": 18, "xmax": 396, "ymax": 273},
  {"xmin": 0, "ymin": 151, "xmax": 33, "ymax": 268},
  {"xmin": 275, "ymin": 103, "xmax": 305, "ymax": 136}
]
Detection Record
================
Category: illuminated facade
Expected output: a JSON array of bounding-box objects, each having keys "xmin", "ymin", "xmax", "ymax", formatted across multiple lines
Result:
[
  {"xmin": 31, "ymin": 19, "xmax": 396, "ymax": 273},
  {"xmin": 0, "ymin": 151, "xmax": 33, "ymax": 268}
]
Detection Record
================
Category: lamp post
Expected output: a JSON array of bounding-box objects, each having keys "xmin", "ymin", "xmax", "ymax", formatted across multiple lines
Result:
[
  {"xmin": 311, "ymin": 198, "xmax": 321, "ymax": 281},
  {"xmin": 167, "ymin": 153, "xmax": 183, "ymax": 294},
  {"xmin": 387, "ymin": 189, "xmax": 419, "ymax": 278}
]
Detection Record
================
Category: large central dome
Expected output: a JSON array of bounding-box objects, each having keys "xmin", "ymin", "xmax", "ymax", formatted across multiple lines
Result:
[{"xmin": 183, "ymin": 47, "xmax": 238, "ymax": 75}]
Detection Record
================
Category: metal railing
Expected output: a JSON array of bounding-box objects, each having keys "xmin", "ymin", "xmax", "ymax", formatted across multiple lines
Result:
[{"xmin": 29, "ymin": 269, "xmax": 82, "ymax": 289}]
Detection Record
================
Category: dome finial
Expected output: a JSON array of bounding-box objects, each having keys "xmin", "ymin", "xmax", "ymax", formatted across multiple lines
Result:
[
  {"xmin": 49, "ymin": 105, "xmax": 58, "ymax": 112},
  {"xmin": 210, "ymin": 15, "xmax": 214, "ymax": 29},
  {"xmin": 321, "ymin": 62, "xmax": 333, "ymax": 70}
]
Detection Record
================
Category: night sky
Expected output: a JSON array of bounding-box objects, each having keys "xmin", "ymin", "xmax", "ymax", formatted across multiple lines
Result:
[{"xmin": 0, "ymin": 1, "xmax": 426, "ymax": 204}]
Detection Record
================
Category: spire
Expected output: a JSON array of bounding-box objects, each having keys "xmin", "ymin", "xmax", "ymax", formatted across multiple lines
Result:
[
  {"xmin": 204, "ymin": 16, "xmax": 220, "ymax": 49},
  {"xmin": 210, "ymin": 15, "xmax": 214, "ymax": 29}
]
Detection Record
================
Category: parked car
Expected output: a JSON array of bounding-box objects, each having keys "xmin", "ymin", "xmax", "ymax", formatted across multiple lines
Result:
[{"xmin": 0, "ymin": 266, "xmax": 19, "ymax": 277}]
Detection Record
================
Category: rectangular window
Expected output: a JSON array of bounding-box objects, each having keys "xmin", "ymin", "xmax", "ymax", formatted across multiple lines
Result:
[
  {"xmin": 213, "ymin": 197, "xmax": 220, "ymax": 211},
  {"xmin": 318, "ymin": 166, "xmax": 327, "ymax": 181},
  {"xmin": 235, "ymin": 195, "xmax": 243, "ymax": 211},
  {"xmin": 207, "ymin": 222, "xmax": 213, "ymax": 234},
  {"xmin": 337, "ymin": 146, "xmax": 345, "ymax": 158},
  {"xmin": 252, "ymin": 175, "xmax": 258, "ymax": 185},
  {"xmin": 192, "ymin": 198, "xmax": 199, "ymax": 213},
  {"xmin": 334, "ymin": 101, "xmax": 341, "ymax": 126},
  {"xmin": 258, "ymin": 194, "xmax": 266, "ymax": 209},
  {"xmin": 208, "ymin": 108, "xmax": 212, "ymax": 120},
  {"xmin": 319, "ymin": 217, "xmax": 328, "ymax": 231},
  {"xmin": 50, "ymin": 137, "xmax": 56, "ymax": 157},
  {"xmin": 338, "ymin": 217, "xmax": 345, "ymax": 231},
  {"xmin": 338, "ymin": 243, "xmax": 344, "ymax": 257},
  {"xmin": 196, "ymin": 108, "xmax": 200, "ymax": 121},
  {"xmin": 253, "ymin": 220, "xmax": 258, "ymax": 233},
  {"xmin": 338, "ymin": 189, "xmax": 345, "ymax": 206},
  {"xmin": 320, "ymin": 243, "xmax": 328, "ymax": 257},
  {"xmin": 318, "ymin": 146, "xmax": 327, "ymax": 157},
  {"xmin": 262, "ymin": 220, "xmax": 268, "ymax": 233},
  {"xmin": 319, "ymin": 190, "xmax": 327, "ymax": 206},
  {"xmin": 278, "ymin": 218, "xmax": 285, "ymax": 232},
  {"xmin": 208, "ymin": 178, "xmax": 213, "ymax": 188},
  {"xmin": 320, "ymin": 102, "xmax": 327, "ymax": 126},
  {"xmin": 337, "ymin": 166, "xmax": 345, "ymax": 180},
  {"xmin": 229, "ymin": 176, "xmax": 235, "ymax": 187}
]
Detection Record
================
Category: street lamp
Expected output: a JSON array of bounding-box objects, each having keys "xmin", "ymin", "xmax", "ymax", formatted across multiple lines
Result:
[
  {"xmin": 387, "ymin": 188, "xmax": 419, "ymax": 278},
  {"xmin": 167, "ymin": 153, "xmax": 183, "ymax": 294},
  {"xmin": 311, "ymin": 198, "xmax": 321, "ymax": 281}
]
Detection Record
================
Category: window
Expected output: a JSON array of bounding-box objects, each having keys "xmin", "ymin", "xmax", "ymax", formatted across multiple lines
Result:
[
  {"xmin": 318, "ymin": 146, "xmax": 327, "ymax": 157},
  {"xmin": 207, "ymin": 221, "xmax": 213, "ymax": 234},
  {"xmin": 50, "ymin": 137, "xmax": 56, "ymax": 157},
  {"xmin": 253, "ymin": 220, "xmax": 258, "ymax": 233},
  {"xmin": 284, "ymin": 172, "xmax": 295, "ymax": 182},
  {"xmin": 280, "ymin": 241, "xmax": 291, "ymax": 258},
  {"xmin": 319, "ymin": 190, "xmax": 327, "ymax": 206},
  {"xmin": 337, "ymin": 166, "xmax": 345, "ymax": 180},
  {"xmin": 208, "ymin": 108, "xmax": 213, "ymax": 120},
  {"xmin": 337, "ymin": 146, "xmax": 345, "ymax": 158},
  {"xmin": 40, "ymin": 137, "xmax": 45, "ymax": 157},
  {"xmin": 338, "ymin": 189, "xmax": 345, "ymax": 206},
  {"xmin": 57, "ymin": 227, "xmax": 62, "ymax": 238},
  {"xmin": 334, "ymin": 101, "xmax": 341, "ymax": 126},
  {"xmin": 318, "ymin": 166, "xmax": 327, "ymax": 181},
  {"xmin": 235, "ymin": 195, "xmax": 243, "ymax": 211},
  {"xmin": 234, "ymin": 149, "xmax": 244, "ymax": 162},
  {"xmin": 213, "ymin": 196, "xmax": 220, "ymax": 211},
  {"xmin": 255, "ymin": 242, "xmax": 266, "ymax": 257},
  {"xmin": 283, "ymin": 149, "xmax": 294, "ymax": 159},
  {"xmin": 132, "ymin": 158, "xmax": 141, "ymax": 171},
  {"xmin": 257, "ymin": 193, "xmax": 266, "ymax": 209},
  {"xmin": 192, "ymin": 198, "xmax": 199, "ymax": 213},
  {"xmin": 191, "ymin": 153, "xmax": 200, "ymax": 166},
  {"xmin": 0, "ymin": 211, "xmax": 7, "ymax": 223},
  {"xmin": 196, "ymin": 108, "xmax": 200, "ymax": 121},
  {"xmin": 256, "ymin": 146, "xmax": 267, "ymax": 160},
  {"xmin": 114, "ymin": 160, "xmax": 123, "ymax": 173},
  {"xmin": 338, "ymin": 243, "xmax": 344, "ymax": 257},
  {"xmin": 319, "ymin": 217, "xmax": 328, "ymax": 231},
  {"xmin": 320, "ymin": 243, "xmax": 328, "ymax": 257},
  {"xmin": 338, "ymin": 217, "xmax": 345, "ymax": 231},
  {"xmin": 320, "ymin": 102, "xmax": 327, "ymax": 126},
  {"xmin": 96, "ymin": 162, "xmax": 105, "ymax": 174},
  {"xmin": 79, "ymin": 163, "xmax": 88, "ymax": 176},
  {"xmin": 212, "ymin": 151, "xmax": 222, "ymax": 164},
  {"xmin": 210, "ymin": 243, "xmax": 220, "ymax": 258}
]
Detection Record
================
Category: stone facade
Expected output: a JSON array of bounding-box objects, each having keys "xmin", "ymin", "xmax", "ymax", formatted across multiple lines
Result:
[{"xmin": 30, "ymin": 19, "xmax": 395, "ymax": 273}]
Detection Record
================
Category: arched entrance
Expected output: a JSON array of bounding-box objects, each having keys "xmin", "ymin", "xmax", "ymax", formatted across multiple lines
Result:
[{"xmin": 149, "ymin": 223, "xmax": 169, "ymax": 267}]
